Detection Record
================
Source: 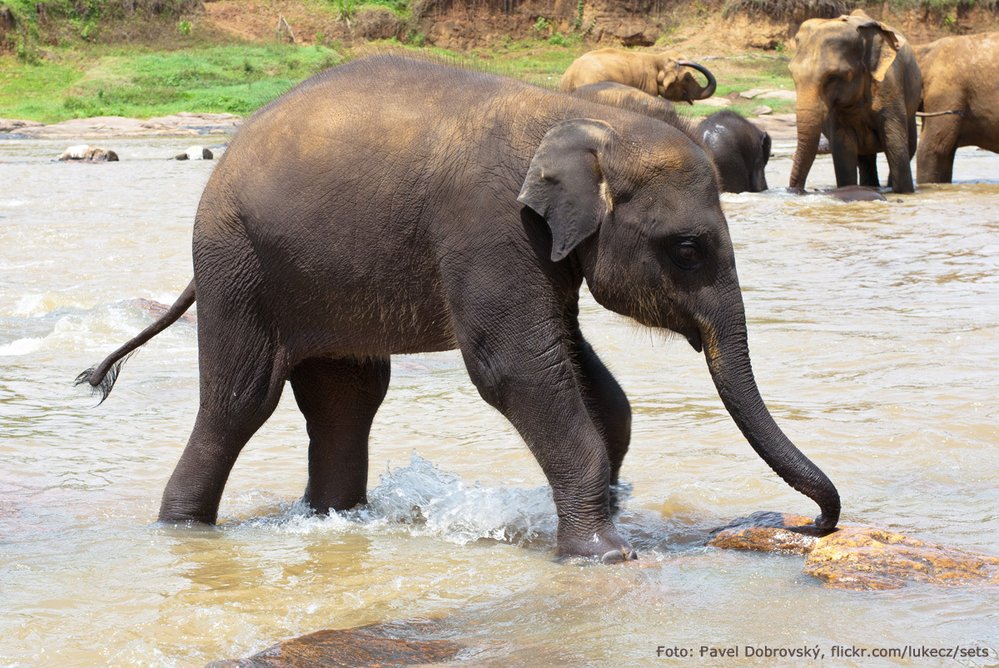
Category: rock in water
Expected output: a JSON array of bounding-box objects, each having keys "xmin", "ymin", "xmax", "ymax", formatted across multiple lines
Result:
[
  {"xmin": 209, "ymin": 619, "xmax": 462, "ymax": 667},
  {"xmin": 709, "ymin": 511, "xmax": 999, "ymax": 590},
  {"xmin": 708, "ymin": 511, "xmax": 821, "ymax": 555},
  {"xmin": 58, "ymin": 145, "xmax": 119, "ymax": 162},
  {"xmin": 804, "ymin": 527, "xmax": 999, "ymax": 590}
]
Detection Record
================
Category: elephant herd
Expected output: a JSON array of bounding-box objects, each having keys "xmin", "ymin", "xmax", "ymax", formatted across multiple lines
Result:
[
  {"xmin": 561, "ymin": 12, "xmax": 998, "ymax": 193},
  {"xmin": 788, "ymin": 11, "xmax": 998, "ymax": 192},
  {"xmin": 78, "ymin": 14, "xmax": 993, "ymax": 564}
]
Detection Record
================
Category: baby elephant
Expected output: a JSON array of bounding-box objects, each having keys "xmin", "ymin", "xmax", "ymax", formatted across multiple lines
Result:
[
  {"xmin": 571, "ymin": 82, "xmax": 770, "ymax": 193},
  {"xmin": 695, "ymin": 110, "xmax": 770, "ymax": 193}
]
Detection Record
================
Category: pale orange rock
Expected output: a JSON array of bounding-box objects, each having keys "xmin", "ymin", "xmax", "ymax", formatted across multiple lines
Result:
[
  {"xmin": 804, "ymin": 527, "xmax": 999, "ymax": 590},
  {"xmin": 708, "ymin": 511, "xmax": 999, "ymax": 590}
]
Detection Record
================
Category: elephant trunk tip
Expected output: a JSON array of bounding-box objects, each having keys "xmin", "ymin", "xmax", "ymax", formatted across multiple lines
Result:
[{"xmin": 677, "ymin": 60, "xmax": 717, "ymax": 100}]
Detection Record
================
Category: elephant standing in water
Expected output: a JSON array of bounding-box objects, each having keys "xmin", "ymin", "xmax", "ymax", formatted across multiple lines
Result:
[
  {"xmin": 79, "ymin": 56, "xmax": 839, "ymax": 562},
  {"xmin": 570, "ymin": 82, "xmax": 770, "ymax": 193},
  {"xmin": 789, "ymin": 10, "xmax": 921, "ymax": 193},
  {"xmin": 914, "ymin": 32, "xmax": 999, "ymax": 183},
  {"xmin": 560, "ymin": 48, "xmax": 717, "ymax": 104}
]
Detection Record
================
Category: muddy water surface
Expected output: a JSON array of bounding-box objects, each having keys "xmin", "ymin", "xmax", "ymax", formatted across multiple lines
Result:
[{"xmin": 1, "ymin": 137, "xmax": 997, "ymax": 665}]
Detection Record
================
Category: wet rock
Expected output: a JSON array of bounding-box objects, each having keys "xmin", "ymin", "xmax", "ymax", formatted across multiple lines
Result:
[
  {"xmin": 708, "ymin": 511, "xmax": 822, "ymax": 555},
  {"xmin": 804, "ymin": 527, "xmax": 999, "ymax": 590},
  {"xmin": 709, "ymin": 512, "xmax": 999, "ymax": 590},
  {"xmin": 820, "ymin": 185, "xmax": 887, "ymax": 202},
  {"xmin": 210, "ymin": 619, "xmax": 462, "ymax": 667},
  {"xmin": 58, "ymin": 144, "xmax": 119, "ymax": 162},
  {"xmin": 174, "ymin": 146, "xmax": 214, "ymax": 160}
]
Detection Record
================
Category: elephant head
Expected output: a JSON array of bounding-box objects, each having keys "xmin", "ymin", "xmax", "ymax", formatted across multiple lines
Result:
[
  {"xmin": 560, "ymin": 48, "xmax": 717, "ymax": 104},
  {"xmin": 789, "ymin": 11, "xmax": 905, "ymax": 189},
  {"xmin": 659, "ymin": 58, "xmax": 718, "ymax": 103},
  {"xmin": 518, "ymin": 119, "xmax": 840, "ymax": 529}
]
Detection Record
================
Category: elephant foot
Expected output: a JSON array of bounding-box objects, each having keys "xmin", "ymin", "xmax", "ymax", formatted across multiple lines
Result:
[
  {"xmin": 556, "ymin": 525, "xmax": 638, "ymax": 563},
  {"xmin": 304, "ymin": 494, "xmax": 367, "ymax": 515}
]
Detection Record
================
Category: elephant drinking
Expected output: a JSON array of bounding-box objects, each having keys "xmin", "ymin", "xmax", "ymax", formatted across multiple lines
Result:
[{"xmin": 78, "ymin": 56, "xmax": 839, "ymax": 562}]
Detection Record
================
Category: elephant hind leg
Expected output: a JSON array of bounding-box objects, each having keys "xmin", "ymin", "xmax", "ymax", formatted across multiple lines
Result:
[
  {"xmin": 917, "ymin": 114, "xmax": 961, "ymax": 184},
  {"xmin": 858, "ymin": 154, "xmax": 880, "ymax": 188},
  {"xmin": 569, "ymin": 329, "xmax": 632, "ymax": 509},
  {"xmin": 290, "ymin": 355, "xmax": 390, "ymax": 514},
  {"xmin": 159, "ymin": 323, "xmax": 288, "ymax": 524}
]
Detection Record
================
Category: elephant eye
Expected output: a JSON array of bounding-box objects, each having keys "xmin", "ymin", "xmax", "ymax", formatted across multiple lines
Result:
[{"xmin": 668, "ymin": 238, "xmax": 702, "ymax": 271}]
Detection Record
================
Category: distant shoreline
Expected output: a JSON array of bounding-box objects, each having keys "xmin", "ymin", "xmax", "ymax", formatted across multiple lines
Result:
[
  {"xmin": 0, "ymin": 113, "xmax": 242, "ymax": 140},
  {"xmin": 0, "ymin": 110, "xmax": 799, "ymax": 142}
]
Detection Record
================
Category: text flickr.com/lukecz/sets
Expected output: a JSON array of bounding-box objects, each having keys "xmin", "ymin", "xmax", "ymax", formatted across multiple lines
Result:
[{"xmin": 654, "ymin": 644, "xmax": 994, "ymax": 660}]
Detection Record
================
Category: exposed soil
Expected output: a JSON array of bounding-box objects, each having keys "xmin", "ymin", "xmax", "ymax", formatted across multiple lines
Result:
[{"xmin": 195, "ymin": 0, "xmax": 999, "ymax": 54}]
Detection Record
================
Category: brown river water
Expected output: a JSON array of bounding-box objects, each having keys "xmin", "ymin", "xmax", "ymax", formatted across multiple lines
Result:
[{"xmin": 1, "ymin": 136, "xmax": 997, "ymax": 665}]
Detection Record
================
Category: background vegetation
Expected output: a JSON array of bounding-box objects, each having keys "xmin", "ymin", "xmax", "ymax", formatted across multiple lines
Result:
[{"xmin": 1, "ymin": 0, "xmax": 997, "ymax": 123}]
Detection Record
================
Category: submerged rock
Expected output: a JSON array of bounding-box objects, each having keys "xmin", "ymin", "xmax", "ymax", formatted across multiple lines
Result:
[
  {"xmin": 709, "ymin": 512, "xmax": 999, "ymax": 590},
  {"xmin": 210, "ymin": 619, "xmax": 462, "ymax": 667},
  {"xmin": 124, "ymin": 298, "xmax": 197, "ymax": 325},
  {"xmin": 820, "ymin": 185, "xmax": 888, "ymax": 202}
]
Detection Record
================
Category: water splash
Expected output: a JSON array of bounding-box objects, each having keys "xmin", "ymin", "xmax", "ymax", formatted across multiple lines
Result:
[{"xmin": 236, "ymin": 453, "xmax": 559, "ymax": 547}]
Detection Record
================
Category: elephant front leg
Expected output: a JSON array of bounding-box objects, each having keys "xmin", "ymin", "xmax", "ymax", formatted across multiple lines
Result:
[
  {"xmin": 830, "ymin": 126, "xmax": 861, "ymax": 188},
  {"xmin": 881, "ymin": 115, "xmax": 915, "ymax": 193},
  {"xmin": 290, "ymin": 356, "xmax": 391, "ymax": 513},
  {"xmin": 456, "ymin": 320, "xmax": 636, "ymax": 563}
]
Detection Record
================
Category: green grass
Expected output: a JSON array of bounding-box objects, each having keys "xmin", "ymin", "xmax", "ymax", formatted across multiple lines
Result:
[
  {"xmin": 0, "ymin": 34, "xmax": 797, "ymax": 123},
  {"xmin": 0, "ymin": 44, "xmax": 343, "ymax": 121}
]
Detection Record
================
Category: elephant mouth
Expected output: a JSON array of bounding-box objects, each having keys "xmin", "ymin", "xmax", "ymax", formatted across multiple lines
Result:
[{"xmin": 684, "ymin": 328, "xmax": 703, "ymax": 352}]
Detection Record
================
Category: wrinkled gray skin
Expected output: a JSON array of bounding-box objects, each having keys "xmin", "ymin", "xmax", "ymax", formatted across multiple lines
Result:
[
  {"xmin": 789, "ymin": 11, "xmax": 921, "ymax": 194},
  {"xmin": 570, "ymin": 83, "xmax": 770, "ymax": 193},
  {"xmin": 79, "ymin": 56, "xmax": 840, "ymax": 562}
]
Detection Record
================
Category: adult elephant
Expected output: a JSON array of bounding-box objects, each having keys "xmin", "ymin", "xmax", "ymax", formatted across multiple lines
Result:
[
  {"xmin": 789, "ymin": 10, "xmax": 921, "ymax": 193},
  {"xmin": 571, "ymin": 82, "xmax": 770, "ymax": 193},
  {"xmin": 560, "ymin": 47, "xmax": 717, "ymax": 104},
  {"xmin": 914, "ymin": 32, "xmax": 999, "ymax": 183},
  {"xmin": 78, "ymin": 56, "xmax": 839, "ymax": 562}
]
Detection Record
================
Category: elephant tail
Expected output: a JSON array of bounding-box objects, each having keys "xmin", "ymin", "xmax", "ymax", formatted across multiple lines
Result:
[{"xmin": 75, "ymin": 280, "xmax": 196, "ymax": 403}]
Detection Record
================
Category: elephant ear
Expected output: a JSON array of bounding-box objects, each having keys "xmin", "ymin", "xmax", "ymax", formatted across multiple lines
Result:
[
  {"xmin": 518, "ymin": 119, "xmax": 616, "ymax": 262},
  {"xmin": 857, "ymin": 20, "xmax": 903, "ymax": 82}
]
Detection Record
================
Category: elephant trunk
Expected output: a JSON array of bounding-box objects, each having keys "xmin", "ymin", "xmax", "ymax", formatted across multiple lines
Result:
[
  {"xmin": 789, "ymin": 96, "xmax": 825, "ymax": 190},
  {"xmin": 678, "ymin": 60, "xmax": 717, "ymax": 100},
  {"xmin": 699, "ymin": 298, "xmax": 840, "ymax": 529}
]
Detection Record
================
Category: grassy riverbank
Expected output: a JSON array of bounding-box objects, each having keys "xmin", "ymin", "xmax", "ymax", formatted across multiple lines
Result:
[
  {"xmin": 0, "ymin": 44, "xmax": 343, "ymax": 121},
  {"xmin": 0, "ymin": 39, "xmax": 800, "ymax": 123},
  {"xmin": 2, "ymin": 0, "xmax": 996, "ymax": 124}
]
